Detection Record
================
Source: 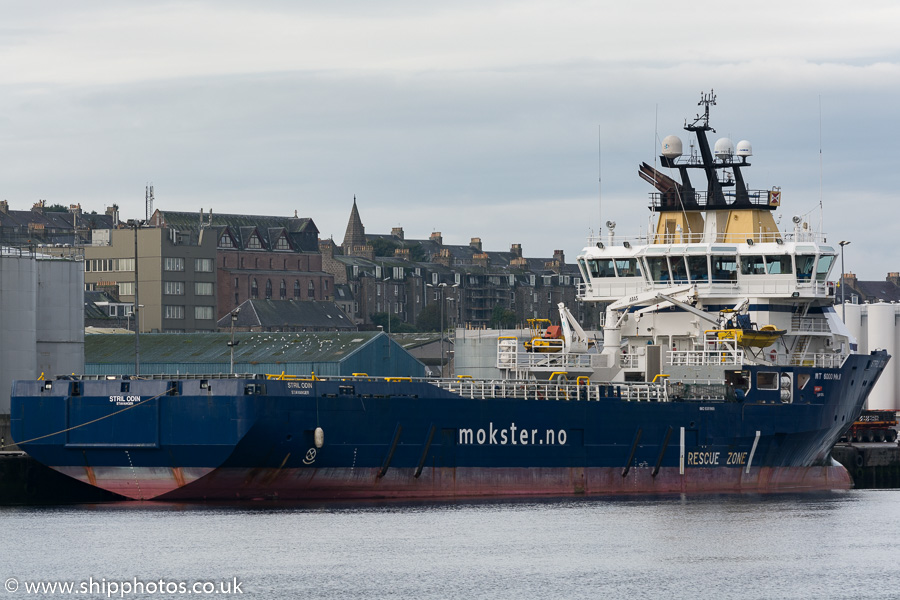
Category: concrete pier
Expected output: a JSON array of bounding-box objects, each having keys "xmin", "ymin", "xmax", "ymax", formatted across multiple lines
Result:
[{"xmin": 831, "ymin": 443, "xmax": 900, "ymax": 489}]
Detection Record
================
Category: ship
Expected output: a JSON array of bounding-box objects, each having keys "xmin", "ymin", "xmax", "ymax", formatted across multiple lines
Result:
[{"xmin": 10, "ymin": 90, "xmax": 889, "ymax": 501}]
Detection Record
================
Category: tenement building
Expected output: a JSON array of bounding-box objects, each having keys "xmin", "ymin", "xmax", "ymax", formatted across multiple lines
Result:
[
  {"xmin": 320, "ymin": 199, "xmax": 595, "ymax": 329},
  {"xmin": 150, "ymin": 209, "xmax": 335, "ymax": 319}
]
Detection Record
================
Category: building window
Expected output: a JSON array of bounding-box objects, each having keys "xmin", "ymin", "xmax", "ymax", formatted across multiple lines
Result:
[
  {"xmin": 308, "ymin": 281, "xmax": 315, "ymax": 299},
  {"xmin": 280, "ymin": 280, "xmax": 286, "ymax": 300},
  {"xmin": 323, "ymin": 280, "xmax": 329, "ymax": 292},
  {"xmin": 248, "ymin": 235, "xmax": 262, "ymax": 249},
  {"xmin": 117, "ymin": 258, "xmax": 135, "ymax": 271},
  {"xmin": 276, "ymin": 236, "xmax": 290, "ymax": 250},
  {"xmin": 251, "ymin": 278, "xmax": 258, "ymax": 299},
  {"xmin": 164, "ymin": 281, "xmax": 184, "ymax": 295},
  {"xmin": 194, "ymin": 306, "xmax": 214, "ymax": 320},
  {"xmin": 265, "ymin": 279, "xmax": 272, "ymax": 299},
  {"xmin": 195, "ymin": 258, "xmax": 214, "ymax": 272},
  {"xmin": 118, "ymin": 282, "xmax": 134, "ymax": 296},
  {"xmin": 195, "ymin": 282, "xmax": 214, "ymax": 296},
  {"xmin": 164, "ymin": 305, "xmax": 185, "ymax": 319},
  {"xmin": 219, "ymin": 234, "xmax": 234, "ymax": 248},
  {"xmin": 164, "ymin": 257, "xmax": 184, "ymax": 272},
  {"xmin": 294, "ymin": 280, "xmax": 301, "ymax": 299}
]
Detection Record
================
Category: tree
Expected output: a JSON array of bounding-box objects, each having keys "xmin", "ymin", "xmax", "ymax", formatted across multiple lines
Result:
[
  {"xmin": 415, "ymin": 303, "xmax": 442, "ymax": 332},
  {"xmin": 370, "ymin": 238, "xmax": 399, "ymax": 257},
  {"xmin": 370, "ymin": 312, "xmax": 416, "ymax": 333},
  {"xmin": 489, "ymin": 304, "xmax": 517, "ymax": 329}
]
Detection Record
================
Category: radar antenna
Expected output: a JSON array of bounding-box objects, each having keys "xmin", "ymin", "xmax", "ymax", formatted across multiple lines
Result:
[{"xmin": 690, "ymin": 89, "xmax": 717, "ymax": 131}]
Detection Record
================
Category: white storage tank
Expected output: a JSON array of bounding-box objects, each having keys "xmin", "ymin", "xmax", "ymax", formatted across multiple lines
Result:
[
  {"xmin": 36, "ymin": 258, "xmax": 85, "ymax": 381},
  {"xmin": 865, "ymin": 302, "xmax": 898, "ymax": 410},
  {"xmin": 842, "ymin": 303, "xmax": 864, "ymax": 352},
  {"xmin": 0, "ymin": 250, "xmax": 84, "ymax": 414}
]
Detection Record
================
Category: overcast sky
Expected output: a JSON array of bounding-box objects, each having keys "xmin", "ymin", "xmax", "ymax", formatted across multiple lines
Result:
[{"xmin": 2, "ymin": 1, "xmax": 898, "ymax": 279}]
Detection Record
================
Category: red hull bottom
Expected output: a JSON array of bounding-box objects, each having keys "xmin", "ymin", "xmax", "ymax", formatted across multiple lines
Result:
[{"xmin": 52, "ymin": 464, "xmax": 852, "ymax": 501}]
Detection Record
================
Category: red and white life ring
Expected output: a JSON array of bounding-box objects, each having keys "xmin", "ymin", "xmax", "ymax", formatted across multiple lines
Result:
[{"xmin": 769, "ymin": 349, "xmax": 778, "ymax": 362}]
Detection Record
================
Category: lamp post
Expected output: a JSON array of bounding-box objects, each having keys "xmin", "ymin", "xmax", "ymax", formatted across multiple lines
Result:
[
  {"xmin": 839, "ymin": 240, "xmax": 850, "ymax": 322},
  {"xmin": 128, "ymin": 219, "xmax": 142, "ymax": 376},
  {"xmin": 445, "ymin": 295, "xmax": 457, "ymax": 376},
  {"xmin": 427, "ymin": 282, "xmax": 446, "ymax": 377},
  {"xmin": 227, "ymin": 308, "xmax": 241, "ymax": 374},
  {"xmin": 438, "ymin": 285, "xmax": 446, "ymax": 378}
]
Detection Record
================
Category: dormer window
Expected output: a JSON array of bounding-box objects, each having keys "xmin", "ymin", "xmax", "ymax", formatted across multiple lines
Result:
[
  {"xmin": 276, "ymin": 235, "xmax": 290, "ymax": 250},
  {"xmin": 219, "ymin": 234, "xmax": 234, "ymax": 248},
  {"xmin": 248, "ymin": 234, "xmax": 263, "ymax": 249}
]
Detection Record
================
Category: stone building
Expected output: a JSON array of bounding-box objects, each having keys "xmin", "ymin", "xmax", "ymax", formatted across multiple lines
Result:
[
  {"xmin": 0, "ymin": 200, "xmax": 117, "ymax": 247},
  {"xmin": 149, "ymin": 209, "xmax": 335, "ymax": 319},
  {"xmin": 319, "ymin": 199, "xmax": 594, "ymax": 329}
]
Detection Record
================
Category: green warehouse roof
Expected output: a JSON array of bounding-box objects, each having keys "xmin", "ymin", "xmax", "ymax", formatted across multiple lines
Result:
[{"xmin": 86, "ymin": 332, "xmax": 382, "ymax": 364}]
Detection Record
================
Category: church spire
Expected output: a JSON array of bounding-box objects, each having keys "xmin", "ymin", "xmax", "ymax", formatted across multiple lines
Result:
[{"xmin": 342, "ymin": 195, "xmax": 367, "ymax": 254}]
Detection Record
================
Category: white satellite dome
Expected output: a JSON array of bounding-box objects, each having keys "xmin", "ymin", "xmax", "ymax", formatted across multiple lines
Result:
[
  {"xmin": 661, "ymin": 135, "xmax": 683, "ymax": 158},
  {"xmin": 714, "ymin": 137, "xmax": 734, "ymax": 159},
  {"xmin": 736, "ymin": 140, "xmax": 753, "ymax": 157}
]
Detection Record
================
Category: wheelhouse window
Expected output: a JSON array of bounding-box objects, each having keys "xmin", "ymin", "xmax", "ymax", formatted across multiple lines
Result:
[
  {"xmin": 740, "ymin": 255, "xmax": 766, "ymax": 275},
  {"xmin": 614, "ymin": 258, "xmax": 642, "ymax": 278},
  {"xmin": 586, "ymin": 258, "xmax": 616, "ymax": 278},
  {"xmin": 577, "ymin": 258, "xmax": 589, "ymax": 282},
  {"xmin": 645, "ymin": 257, "xmax": 670, "ymax": 283},
  {"xmin": 711, "ymin": 255, "xmax": 737, "ymax": 282},
  {"xmin": 686, "ymin": 256, "xmax": 709, "ymax": 282},
  {"xmin": 669, "ymin": 257, "xmax": 688, "ymax": 283},
  {"xmin": 765, "ymin": 255, "xmax": 792, "ymax": 275},
  {"xmin": 815, "ymin": 255, "xmax": 835, "ymax": 282},
  {"xmin": 795, "ymin": 255, "xmax": 816, "ymax": 281}
]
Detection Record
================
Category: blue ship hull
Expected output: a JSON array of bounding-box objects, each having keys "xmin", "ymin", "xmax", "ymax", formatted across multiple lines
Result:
[{"xmin": 10, "ymin": 351, "xmax": 888, "ymax": 500}]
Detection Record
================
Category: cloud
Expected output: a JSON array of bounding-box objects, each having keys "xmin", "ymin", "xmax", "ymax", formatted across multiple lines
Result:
[{"xmin": 0, "ymin": 2, "xmax": 898, "ymax": 278}]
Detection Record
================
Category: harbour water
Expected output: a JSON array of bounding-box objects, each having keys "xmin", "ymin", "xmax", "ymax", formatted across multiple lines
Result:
[{"xmin": 2, "ymin": 491, "xmax": 899, "ymax": 599}]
